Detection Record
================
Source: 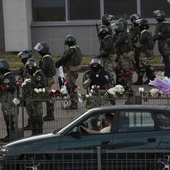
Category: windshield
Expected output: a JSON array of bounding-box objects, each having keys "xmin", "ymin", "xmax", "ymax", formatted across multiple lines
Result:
[{"xmin": 54, "ymin": 109, "xmax": 91, "ymax": 134}]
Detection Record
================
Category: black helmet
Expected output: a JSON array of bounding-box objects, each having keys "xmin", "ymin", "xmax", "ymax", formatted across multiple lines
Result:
[
  {"xmin": 34, "ymin": 42, "xmax": 50, "ymax": 54},
  {"xmin": 25, "ymin": 58, "xmax": 37, "ymax": 68},
  {"xmin": 153, "ymin": 10, "xmax": 166, "ymax": 21},
  {"xmin": 98, "ymin": 25, "xmax": 109, "ymax": 35},
  {"xmin": 118, "ymin": 18, "xmax": 128, "ymax": 29},
  {"xmin": 138, "ymin": 19, "xmax": 149, "ymax": 30},
  {"xmin": 64, "ymin": 34, "xmax": 76, "ymax": 46},
  {"xmin": 102, "ymin": 14, "xmax": 115, "ymax": 26},
  {"xmin": 114, "ymin": 22, "xmax": 125, "ymax": 32},
  {"xmin": 129, "ymin": 14, "xmax": 141, "ymax": 24},
  {"xmin": 0, "ymin": 59, "xmax": 9, "ymax": 70},
  {"xmin": 17, "ymin": 50, "xmax": 32, "ymax": 64}
]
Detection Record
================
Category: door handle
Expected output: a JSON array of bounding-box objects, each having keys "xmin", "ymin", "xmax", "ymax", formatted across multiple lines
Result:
[
  {"xmin": 147, "ymin": 138, "xmax": 156, "ymax": 142},
  {"xmin": 102, "ymin": 141, "xmax": 110, "ymax": 145}
]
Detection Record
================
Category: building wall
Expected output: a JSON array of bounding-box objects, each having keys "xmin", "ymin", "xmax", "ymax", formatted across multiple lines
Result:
[
  {"xmin": 31, "ymin": 24, "xmax": 159, "ymax": 56},
  {"xmin": 0, "ymin": 0, "xmax": 162, "ymax": 56},
  {"xmin": 0, "ymin": 0, "xmax": 5, "ymax": 53},
  {"xmin": 2, "ymin": 0, "xmax": 32, "ymax": 52}
]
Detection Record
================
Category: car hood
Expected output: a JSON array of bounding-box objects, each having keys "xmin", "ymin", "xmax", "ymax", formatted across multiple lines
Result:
[{"xmin": 3, "ymin": 132, "xmax": 61, "ymax": 152}]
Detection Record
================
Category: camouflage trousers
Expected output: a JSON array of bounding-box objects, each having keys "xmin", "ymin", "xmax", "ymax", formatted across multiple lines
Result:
[
  {"xmin": 86, "ymin": 95, "xmax": 109, "ymax": 109},
  {"xmin": 26, "ymin": 100, "xmax": 43, "ymax": 118},
  {"xmin": 66, "ymin": 70, "xmax": 79, "ymax": 105},
  {"xmin": 1, "ymin": 93, "xmax": 15, "ymax": 117},
  {"xmin": 102, "ymin": 58, "xmax": 116, "ymax": 88}
]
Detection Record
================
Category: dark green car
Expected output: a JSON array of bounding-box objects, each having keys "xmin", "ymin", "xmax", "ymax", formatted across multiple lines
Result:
[{"xmin": 1, "ymin": 105, "xmax": 170, "ymax": 170}]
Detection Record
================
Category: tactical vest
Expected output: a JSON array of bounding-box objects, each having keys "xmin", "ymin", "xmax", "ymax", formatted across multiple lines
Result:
[
  {"xmin": 155, "ymin": 20, "xmax": 170, "ymax": 39},
  {"xmin": 140, "ymin": 30, "xmax": 154, "ymax": 50},
  {"xmin": 42, "ymin": 55, "xmax": 56, "ymax": 77},
  {"xmin": 65, "ymin": 45, "xmax": 82, "ymax": 67},
  {"xmin": 100, "ymin": 35, "xmax": 115, "ymax": 54},
  {"xmin": 117, "ymin": 31, "xmax": 133, "ymax": 53},
  {"xmin": 90, "ymin": 70, "xmax": 108, "ymax": 89}
]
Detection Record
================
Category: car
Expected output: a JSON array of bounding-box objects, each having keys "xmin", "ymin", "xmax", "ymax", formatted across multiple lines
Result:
[{"xmin": 1, "ymin": 105, "xmax": 170, "ymax": 170}]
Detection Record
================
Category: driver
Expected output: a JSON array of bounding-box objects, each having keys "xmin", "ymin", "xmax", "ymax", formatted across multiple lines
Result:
[{"xmin": 81, "ymin": 113, "xmax": 114, "ymax": 134}]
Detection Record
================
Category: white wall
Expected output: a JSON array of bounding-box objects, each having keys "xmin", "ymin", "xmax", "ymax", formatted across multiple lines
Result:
[{"xmin": 2, "ymin": 0, "xmax": 32, "ymax": 52}]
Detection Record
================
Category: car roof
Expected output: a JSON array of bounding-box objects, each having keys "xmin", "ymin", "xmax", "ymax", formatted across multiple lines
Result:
[{"xmin": 89, "ymin": 105, "xmax": 170, "ymax": 113}]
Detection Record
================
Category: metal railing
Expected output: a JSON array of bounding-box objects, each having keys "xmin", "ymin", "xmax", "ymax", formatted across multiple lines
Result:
[
  {"xmin": 1, "ymin": 148, "xmax": 170, "ymax": 170},
  {"xmin": 1, "ymin": 91, "xmax": 170, "ymax": 144}
]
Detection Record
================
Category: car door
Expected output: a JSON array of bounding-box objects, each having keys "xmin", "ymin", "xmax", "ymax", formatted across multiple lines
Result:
[
  {"xmin": 112, "ymin": 110, "xmax": 162, "ymax": 150},
  {"xmin": 59, "ymin": 112, "xmax": 114, "ymax": 150}
]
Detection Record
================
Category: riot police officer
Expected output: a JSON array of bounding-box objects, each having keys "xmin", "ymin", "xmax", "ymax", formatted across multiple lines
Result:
[
  {"xmin": 113, "ymin": 22, "xmax": 134, "ymax": 91},
  {"xmin": 34, "ymin": 42, "xmax": 55, "ymax": 121},
  {"xmin": 129, "ymin": 14, "xmax": 142, "ymax": 84},
  {"xmin": 153, "ymin": 10, "xmax": 170, "ymax": 77},
  {"xmin": 22, "ymin": 58, "xmax": 46, "ymax": 135},
  {"xmin": 0, "ymin": 59, "xmax": 16, "ymax": 142},
  {"xmin": 17, "ymin": 50, "xmax": 32, "ymax": 130},
  {"xmin": 97, "ymin": 24, "xmax": 116, "ymax": 88},
  {"xmin": 82, "ymin": 58, "xmax": 112, "ymax": 129},
  {"xmin": 101, "ymin": 14, "xmax": 115, "ymax": 36},
  {"xmin": 133, "ymin": 19, "xmax": 155, "ymax": 85},
  {"xmin": 55, "ymin": 34, "xmax": 82, "ymax": 109}
]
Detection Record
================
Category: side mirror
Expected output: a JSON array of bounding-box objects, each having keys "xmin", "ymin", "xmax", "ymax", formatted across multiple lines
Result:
[{"xmin": 69, "ymin": 127, "xmax": 79, "ymax": 135}]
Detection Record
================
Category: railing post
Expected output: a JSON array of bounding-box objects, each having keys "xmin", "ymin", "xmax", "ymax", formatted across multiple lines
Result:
[{"xmin": 97, "ymin": 146, "xmax": 101, "ymax": 170}]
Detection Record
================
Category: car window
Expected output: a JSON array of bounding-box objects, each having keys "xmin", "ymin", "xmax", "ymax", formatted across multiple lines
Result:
[
  {"xmin": 118, "ymin": 111, "xmax": 154, "ymax": 132},
  {"xmin": 156, "ymin": 112, "xmax": 170, "ymax": 129}
]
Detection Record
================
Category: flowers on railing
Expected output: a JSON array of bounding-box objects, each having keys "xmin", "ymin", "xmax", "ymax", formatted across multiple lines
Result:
[
  {"xmin": 34, "ymin": 88, "xmax": 46, "ymax": 93},
  {"xmin": 107, "ymin": 85, "xmax": 125, "ymax": 98}
]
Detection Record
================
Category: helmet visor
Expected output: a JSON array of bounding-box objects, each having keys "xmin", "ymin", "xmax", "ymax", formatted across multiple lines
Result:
[
  {"xmin": 34, "ymin": 43, "xmax": 43, "ymax": 51},
  {"xmin": 17, "ymin": 51, "xmax": 27, "ymax": 59},
  {"xmin": 153, "ymin": 10, "xmax": 161, "ymax": 17},
  {"xmin": 26, "ymin": 60, "xmax": 37, "ymax": 67}
]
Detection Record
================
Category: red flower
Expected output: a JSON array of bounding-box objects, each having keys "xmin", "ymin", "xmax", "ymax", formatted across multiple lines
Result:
[
  {"xmin": 49, "ymin": 91, "xmax": 54, "ymax": 95},
  {"xmin": 122, "ymin": 72, "xmax": 133, "ymax": 77},
  {"xmin": 0, "ymin": 84, "xmax": 7, "ymax": 90},
  {"xmin": 55, "ymin": 89, "xmax": 61, "ymax": 95},
  {"xmin": 102, "ymin": 84, "xmax": 107, "ymax": 89},
  {"xmin": 72, "ymin": 84, "xmax": 78, "ymax": 89},
  {"xmin": 70, "ymin": 94, "xmax": 75, "ymax": 99},
  {"xmin": 94, "ymin": 88, "xmax": 99, "ymax": 93}
]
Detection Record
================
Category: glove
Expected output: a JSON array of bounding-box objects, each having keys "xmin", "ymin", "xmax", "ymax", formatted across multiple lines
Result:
[
  {"xmin": 22, "ymin": 78, "xmax": 31, "ymax": 87},
  {"xmin": 82, "ymin": 78, "xmax": 91, "ymax": 89},
  {"xmin": 104, "ymin": 75, "xmax": 109, "ymax": 82},
  {"xmin": 13, "ymin": 98, "xmax": 20, "ymax": 105}
]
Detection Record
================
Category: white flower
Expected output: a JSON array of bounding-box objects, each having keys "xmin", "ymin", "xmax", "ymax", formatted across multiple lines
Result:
[
  {"xmin": 86, "ymin": 94, "xmax": 89, "ymax": 98},
  {"xmin": 156, "ymin": 71, "xmax": 165, "ymax": 79},
  {"xmin": 34, "ymin": 88, "xmax": 39, "ymax": 93},
  {"xmin": 114, "ymin": 85, "xmax": 125, "ymax": 94},
  {"xmin": 60, "ymin": 86, "xmax": 67, "ymax": 94},
  {"xmin": 91, "ymin": 85, "xmax": 96, "ymax": 89},
  {"xmin": 42, "ymin": 88, "xmax": 46, "ymax": 92},
  {"xmin": 97, "ymin": 85, "xmax": 100, "ymax": 89},
  {"xmin": 89, "ymin": 93, "xmax": 92, "ymax": 96},
  {"xmin": 107, "ymin": 85, "xmax": 125, "ymax": 97},
  {"xmin": 139, "ymin": 87, "xmax": 144, "ymax": 93},
  {"xmin": 34, "ymin": 88, "xmax": 46, "ymax": 93},
  {"xmin": 150, "ymin": 88, "xmax": 159, "ymax": 96},
  {"xmin": 107, "ymin": 88, "xmax": 116, "ymax": 97}
]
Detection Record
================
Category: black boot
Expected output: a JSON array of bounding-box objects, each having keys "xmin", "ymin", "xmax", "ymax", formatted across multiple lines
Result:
[
  {"xmin": 143, "ymin": 79, "xmax": 150, "ymax": 84},
  {"xmin": 43, "ymin": 102, "xmax": 54, "ymax": 121},
  {"xmin": 1, "ymin": 116, "xmax": 15, "ymax": 142},
  {"xmin": 132, "ymin": 77, "xmax": 143, "ymax": 85},
  {"xmin": 31, "ymin": 118, "xmax": 43, "ymax": 136},
  {"xmin": 24, "ymin": 118, "xmax": 32, "ymax": 130}
]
